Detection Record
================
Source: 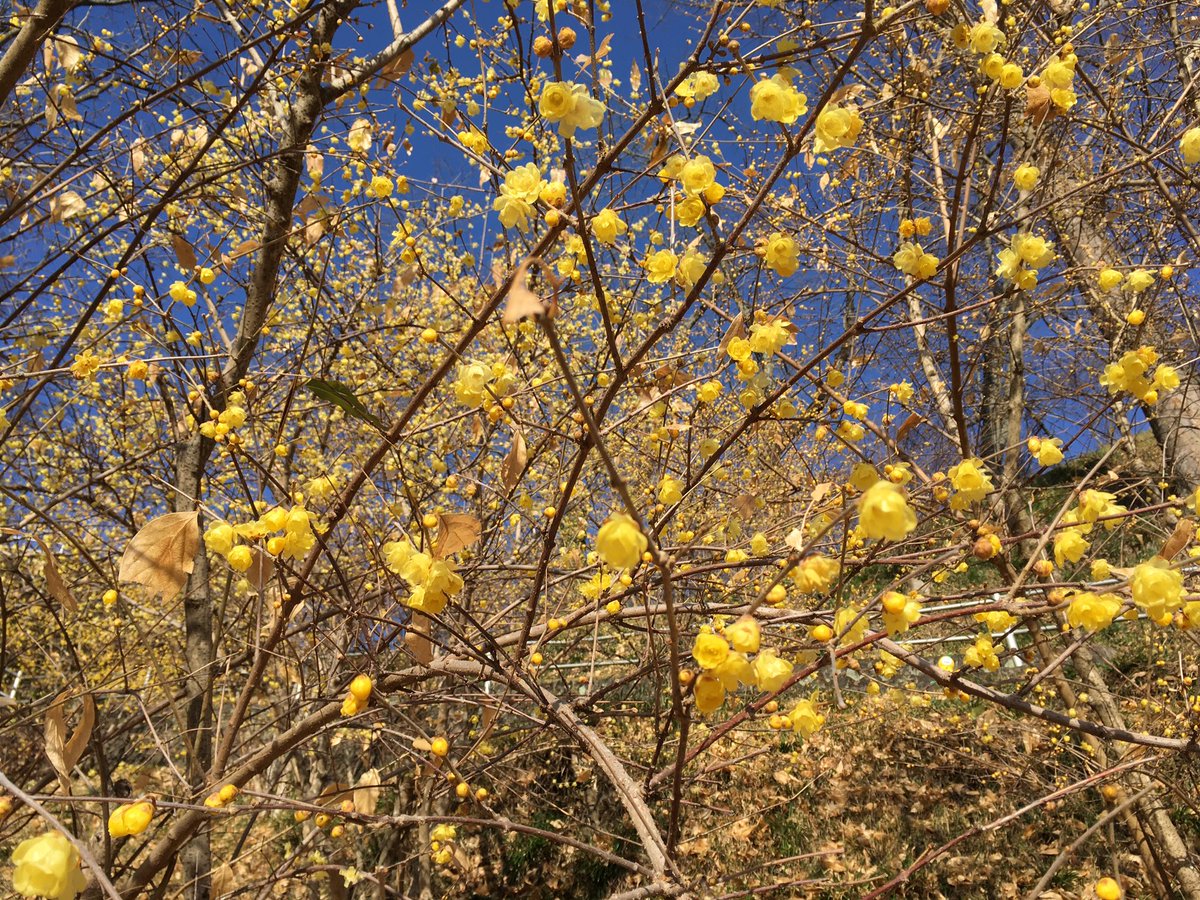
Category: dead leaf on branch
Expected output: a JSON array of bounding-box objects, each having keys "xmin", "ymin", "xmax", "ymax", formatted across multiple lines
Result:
[
  {"xmin": 1159, "ymin": 517, "xmax": 1192, "ymax": 561},
  {"xmin": 171, "ymin": 234, "xmax": 197, "ymax": 271},
  {"xmin": 118, "ymin": 511, "xmax": 200, "ymax": 599},
  {"xmin": 45, "ymin": 691, "xmax": 95, "ymax": 793},
  {"xmin": 502, "ymin": 428, "xmax": 528, "ymax": 493},
  {"xmin": 501, "ymin": 258, "xmax": 556, "ymax": 324},
  {"xmin": 354, "ymin": 768, "xmax": 382, "ymax": 815},
  {"xmin": 36, "ymin": 538, "xmax": 76, "ymax": 613},
  {"xmin": 1024, "ymin": 82, "xmax": 1057, "ymax": 124},
  {"xmin": 433, "ymin": 513, "xmax": 481, "ymax": 558}
]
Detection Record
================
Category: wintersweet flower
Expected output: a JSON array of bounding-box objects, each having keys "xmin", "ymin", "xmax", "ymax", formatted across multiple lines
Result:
[
  {"xmin": 748, "ymin": 317, "xmax": 793, "ymax": 354},
  {"xmin": 11, "ymin": 831, "xmax": 87, "ymax": 900},
  {"xmin": 725, "ymin": 615, "xmax": 761, "ymax": 654},
  {"xmin": 712, "ymin": 652, "xmax": 753, "ymax": 690},
  {"xmin": 762, "ymin": 232, "xmax": 799, "ymax": 277},
  {"xmin": 1181, "ymin": 126, "xmax": 1200, "ymax": 164},
  {"xmin": 789, "ymin": 698, "xmax": 825, "ymax": 736},
  {"xmin": 109, "ymin": 800, "xmax": 154, "ymax": 837},
  {"xmin": 1053, "ymin": 527, "xmax": 1089, "ymax": 566},
  {"xmin": 692, "ymin": 630, "xmax": 730, "ymax": 669},
  {"xmin": 792, "ymin": 555, "xmax": 839, "ymax": 593},
  {"xmin": 1130, "ymin": 558, "xmax": 1184, "ymax": 624},
  {"xmin": 1027, "ymin": 436, "xmax": 1064, "ymax": 466},
  {"xmin": 596, "ymin": 512, "xmax": 648, "ymax": 569},
  {"xmin": 678, "ymin": 155, "xmax": 716, "ymax": 197},
  {"xmin": 1098, "ymin": 267, "xmax": 1124, "ymax": 290},
  {"xmin": 813, "ymin": 105, "xmax": 862, "ymax": 153},
  {"xmin": 752, "ymin": 649, "xmax": 794, "ymax": 692},
  {"xmin": 749, "ymin": 74, "xmax": 808, "ymax": 124},
  {"xmin": 858, "ymin": 481, "xmax": 917, "ymax": 541},
  {"xmin": 693, "ymin": 673, "xmax": 725, "ymax": 714},
  {"xmin": 1013, "ymin": 164, "xmax": 1039, "ymax": 191},
  {"xmin": 1125, "ymin": 268, "xmax": 1155, "ymax": 293},
  {"xmin": 644, "ymin": 249, "xmax": 678, "ymax": 283},
  {"xmin": 967, "ymin": 21, "xmax": 1005, "ymax": 54},
  {"xmin": 675, "ymin": 71, "xmax": 719, "ymax": 101},
  {"xmin": 1067, "ymin": 591, "xmax": 1123, "ymax": 632},
  {"xmin": 538, "ymin": 81, "xmax": 605, "ymax": 138},
  {"xmin": 892, "ymin": 241, "xmax": 939, "ymax": 279},
  {"xmin": 963, "ymin": 635, "xmax": 1000, "ymax": 671},
  {"xmin": 948, "ymin": 458, "xmax": 993, "ymax": 508},
  {"xmin": 881, "ymin": 591, "xmax": 921, "ymax": 635},
  {"xmin": 658, "ymin": 476, "xmax": 684, "ymax": 504},
  {"xmin": 834, "ymin": 605, "xmax": 869, "ymax": 646},
  {"xmin": 591, "ymin": 208, "xmax": 626, "ymax": 245}
]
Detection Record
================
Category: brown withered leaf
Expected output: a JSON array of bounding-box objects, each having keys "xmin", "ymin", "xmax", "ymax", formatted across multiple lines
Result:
[
  {"xmin": 502, "ymin": 428, "xmax": 528, "ymax": 493},
  {"xmin": 244, "ymin": 548, "xmax": 274, "ymax": 594},
  {"xmin": 896, "ymin": 412, "xmax": 923, "ymax": 442},
  {"xmin": 36, "ymin": 538, "xmax": 76, "ymax": 612},
  {"xmin": 718, "ymin": 312, "xmax": 745, "ymax": 357},
  {"xmin": 1024, "ymin": 82, "xmax": 1057, "ymax": 124},
  {"xmin": 118, "ymin": 511, "xmax": 200, "ymax": 599},
  {"xmin": 45, "ymin": 691, "xmax": 95, "ymax": 793},
  {"xmin": 221, "ymin": 238, "xmax": 260, "ymax": 268},
  {"xmin": 406, "ymin": 612, "xmax": 433, "ymax": 664},
  {"xmin": 354, "ymin": 768, "xmax": 382, "ymax": 815},
  {"xmin": 434, "ymin": 513, "xmax": 480, "ymax": 558},
  {"xmin": 1159, "ymin": 517, "xmax": 1193, "ymax": 562},
  {"xmin": 171, "ymin": 234, "xmax": 197, "ymax": 271},
  {"xmin": 501, "ymin": 260, "xmax": 550, "ymax": 324}
]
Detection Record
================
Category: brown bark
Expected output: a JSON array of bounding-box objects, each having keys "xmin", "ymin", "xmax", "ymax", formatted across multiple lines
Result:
[{"xmin": 0, "ymin": 0, "xmax": 75, "ymax": 110}]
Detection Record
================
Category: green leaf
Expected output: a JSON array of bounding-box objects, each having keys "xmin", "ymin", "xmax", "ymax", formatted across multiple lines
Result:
[{"xmin": 305, "ymin": 378, "xmax": 382, "ymax": 428}]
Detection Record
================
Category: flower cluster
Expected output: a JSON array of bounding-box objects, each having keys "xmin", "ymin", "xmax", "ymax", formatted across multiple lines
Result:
[
  {"xmin": 893, "ymin": 241, "xmax": 939, "ymax": 280},
  {"xmin": 1026, "ymin": 436, "xmax": 1063, "ymax": 466},
  {"xmin": 963, "ymin": 634, "xmax": 1000, "ymax": 671},
  {"xmin": 762, "ymin": 232, "xmax": 799, "ymax": 277},
  {"xmin": 204, "ymin": 502, "xmax": 318, "ymax": 571},
  {"xmin": 453, "ymin": 359, "xmax": 515, "ymax": 409},
  {"xmin": 1067, "ymin": 591, "xmax": 1123, "ymax": 632},
  {"xmin": 1100, "ymin": 346, "xmax": 1179, "ymax": 404},
  {"xmin": 198, "ymin": 390, "xmax": 248, "ymax": 443},
  {"xmin": 493, "ymin": 163, "xmax": 547, "ymax": 230},
  {"xmin": 381, "ymin": 537, "xmax": 465, "ymax": 615},
  {"xmin": 881, "ymin": 590, "xmax": 922, "ymax": 635},
  {"xmin": 1041, "ymin": 48, "xmax": 1079, "ymax": 113},
  {"xmin": 996, "ymin": 231, "xmax": 1054, "ymax": 290},
  {"xmin": 690, "ymin": 615, "xmax": 796, "ymax": 715},
  {"xmin": 813, "ymin": 104, "xmax": 862, "ymax": 154}
]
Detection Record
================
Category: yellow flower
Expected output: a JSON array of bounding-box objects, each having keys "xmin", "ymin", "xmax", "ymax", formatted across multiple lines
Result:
[
  {"xmin": 1012, "ymin": 164, "xmax": 1039, "ymax": 191},
  {"xmin": 948, "ymin": 458, "xmax": 993, "ymax": 507},
  {"xmin": 963, "ymin": 635, "xmax": 1000, "ymax": 671},
  {"xmin": 493, "ymin": 195, "xmax": 534, "ymax": 230},
  {"xmin": 644, "ymin": 249, "xmax": 678, "ymax": 283},
  {"xmin": 692, "ymin": 630, "xmax": 730, "ymax": 669},
  {"xmin": 1077, "ymin": 489, "xmax": 1126, "ymax": 528},
  {"xmin": 858, "ymin": 481, "xmax": 917, "ymax": 541},
  {"xmin": 762, "ymin": 232, "xmax": 799, "ymax": 277},
  {"xmin": 500, "ymin": 162, "xmax": 545, "ymax": 203},
  {"xmin": 880, "ymin": 591, "xmax": 921, "ymax": 635},
  {"xmin": 1053, "ymin": 527, "xmax": 1089, "ymax": 566},
  {"xmin": 975, "ymin": 610, "xmax": 1017, "ymax": 633},
  {"xmin": 70, "ymin": 350, "xmax": 103, "ymax": 380},
  {"xmin": 1125, "ymin": 268, "xmax": 1155, "ymax": 293},
  {"xmin": 834, "ymin": 605, "xmax": 869, "ymax": 646},
  {"xmin": 1097, "ymin": 267, "xmax": 1124, "ymax": 290},
  {"xmin": 813, "ymin": 105, "xmax": 862, "ymax": 154},
  {"xmin": 658, "ymin": 476, "xmax": 684, "ymax": 504},
  {"xmin": 1067, "ymin": 591, "xmax": 1123, "ymax": 632},
  {"xmin": 1012, "ymin": 232, "xmax": 1054, "ymax": 269},
  {"xmin": 11, "ymin": 831, "xmax": 87, "ymax": 900},
  {"xmin": 109, "ymin": 800, "xmax": 155, "ymax": 838},
  {"xmin": 596, "ymin": 512, "xmax": 648, "ymax": 569},
  {"xmin": 1181, "ymin": 126, "xmax": 1200, "ymax": 164},
  {"xmin": 1028, "ymin": 436, "xmax": 1063, "ymax": 466},
  {"xmin": 889, "ymin": 381, "xmax": 913, "ymax": 403},
  {"xmin": 967, "ymin": 21, "xmax": 1006, "ymax": 54},
  {"xmin": 673, "ymin": 195, "xmax": 706, "ymax": 227},
  {"xmin": 789, "ymin": 698, "xmax": 826, "ymax": 736},
  {"xmin": 711, "ymin": 651, "xmax": 753, "ymax": 690},
  {"xmin": 792, "ymin": 555, "xmax": 839, "ymax": 593},
  {"xmin": 674, "ymin": 71, "xmax": 719, "ymax": 101},
  {"xmin": 752, "ymin": 649, "xmax": 794, "ymax": 692},
  {"xmin": 725, "ymin": 615, "xmax": 761, "ymax": 653},
  {"xmin": 693, "ymin": 672, "xmax": 725, "ymax": 714},
  {"xmin": 538, "ymin": 81, "xmax": 605, "ymax": 138},
  {"xmin": 999, "ymin": 61, "xmax": 1024, "ymax": 89},
  {"xmin": 1130, "ymin": 558, "xmax": 1184, "ymax": 623},
  {"xmin": 204, "ymin": 522, "xmax": 236, "ymax": 556},
  {"xmin": 347, "ymin": 118, "xmax": 372, "ymax": 154},
  {"xmin": 591, "ymin": 208, "xmax": 626, "ymax": 245},
  {"xmin": 892, "ymin": 242, "xmax": 939, "ymax": 279},
  {"xmin": 678, "ymin": 155, "xmax": 716, "ymax": 197},
  {"xmin": 697, "ymin": 380, "xmax": 722, "ymax": 403},
  {"xmin": 748, "ymin": 318, "xmax": 792, "ymax": 354},
  {"xmin": 367, "ymin": 174, "xmax": 393, "ymax": 198},
  {"xmin": 749, "ymin": 74, "xmax": 808, "ymax": 124}
]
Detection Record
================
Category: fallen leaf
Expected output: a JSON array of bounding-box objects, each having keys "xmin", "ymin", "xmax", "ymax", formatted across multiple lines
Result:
[
  {"xmin": 434, "ymin": 513, "xmax": 480, "ymax": 558},
  {"xmin": 118, "ymin": 511, "xmax": 200, "ymax": 599},
  {"xmin": 36, "ymin": 538, "xmax": 76, "ymax": 612}
]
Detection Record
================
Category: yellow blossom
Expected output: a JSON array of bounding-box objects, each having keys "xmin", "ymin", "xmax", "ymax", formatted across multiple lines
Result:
[{"xmin": 858, "ymin": 481, "xmax": 917, "ymax": 541}]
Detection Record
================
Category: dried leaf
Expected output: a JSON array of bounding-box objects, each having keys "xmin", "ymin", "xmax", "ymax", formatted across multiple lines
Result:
[
  {"xmin": 221, "ymin": 238, "xmax": 260, "ymax": 268},
  {"xmin": 354, "ymin": 768, "xmax": 381, "ymax": 815},
  {"xmin": 244, "ymin": 548, "xmax": 274, "ymax": 594},
  {"xmin": 717, "ymin": 312, "xmax": 745, "ymax": 357},
  {"xmin": 52, "ymin": 35, "xmax": 84, "ymax": 73},
  {"xmin": 501, "ymin": 260, "xmax": 549, "ymax": 324},
  {"xmin": 1160, "ymin": 517, "xmax": 1193, "ymax": 562},
  {"xmin": 406, "ymin": 612, "xmax": 433, "ymax": 664},
  {"xmin": 629, "ymin": 61, "xmax": 642, "ymax": 94},
  {"xmin": 49, "ymin": 190, "xmax": 86, "ymax": 223},
  {"xmin": 502, "ymin": 428, "xmax": 527, "ymax": 493},
  {"xmin": 434, "ymin": 513, "xmax": 480, "ymax": 558},
  {"xmin": 36, "ymin": 538, "xmax": 76, "ymax": 612},
  {"xmin": 896, "ymin": 412, "xmax": 923, "ymax": 442},
  {"xmin": 171, "ymin": 234, "xmax": 197, "ymax": 271},
  {"xmin": 118, "ymin": 511, "xmax": 200, "ymax": 599},
  {"xmin": 131, "ymin": 139, "xmax": 146, "ymax": 176},
  {"xmin": 979, "ymin": 0, "xmax": 999, "ymax": 23},
  {"xmin": 44, "ymin": 692, "xmax": 95, "ymax": 792},
  {"xmin": 1024, "ymin": 82, "xmax": 1057, "ymax": 124},
  {"xmin": 211, "ymin": 863, "xmax": 235, "ymax": 898},
  {"xmin": 373, "ymin": 48, "xmax": 414, "ymax": 88}
]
